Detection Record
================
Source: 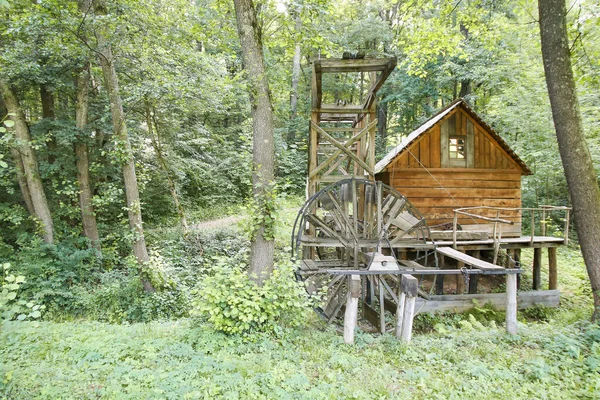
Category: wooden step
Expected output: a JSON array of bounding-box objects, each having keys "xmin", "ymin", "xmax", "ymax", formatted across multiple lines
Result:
[{"xmin": 436, "ymin": 247, "xmax": 503, "ymax": 270}]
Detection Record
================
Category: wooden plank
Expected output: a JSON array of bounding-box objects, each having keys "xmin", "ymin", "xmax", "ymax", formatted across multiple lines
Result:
[
  {"xmin": 548, "ymin": 247, "xmax": 557, "ymax": 290},
  {"xmin": 466, "ymin": 119, "xmax": 475, "ymax": 168},
  {"xmin": 476, "ymin": 128, "xmax": 482, "ymax": 168},
  {"xmin": 420, "ymin": 133, "xmax": 430, "ymax": 167},
  {"xmin": 415, "ymin": 290, "xmax": 560, "ymax": 313},
  {"xmin": 316, "ymin": 58, "xmax": 395, "ymax": 73},
  {"xmin": 430, "ymin": 125, "xmax": 441, "ymax": 168},
  {"xmin": 392, "ymin": 177, "xmax": 521, "ymax": 189},
  {"xmin": 388, "ymin": 168, "xmax": 523, "ymax": 180},
  {"xmin": 440, "ymin": 117, "xmax": 449, "ymax": 167},
  {"xmin": 404, "ymin": 197, "xmax": 521, "ymax": 208},
  {"xmin": 408, "ymin": 143, "xmax": 419, "ymax": 168},
  {"xmin": 437, "ymin": 247, "xmax": 503, "ymax": 270},
  {"xmin": 363, "ymin": 302, "xmax": 380, "ymax": 330},
  {"xmin": 429, "ymin": 231, "xmax": 489, "ymax": 240},
  {"xmin": 393, "ymin": 187, "xmax": 521, "ymax": 199}
]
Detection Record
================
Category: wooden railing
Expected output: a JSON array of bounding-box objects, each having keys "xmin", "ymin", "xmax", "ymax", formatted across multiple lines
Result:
[{"xmin": 451, "ymin": 205, "xmax": 571, "ymax": 260}]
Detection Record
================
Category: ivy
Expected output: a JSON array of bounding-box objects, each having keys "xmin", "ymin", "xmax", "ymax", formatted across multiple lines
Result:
[{"xmin": 242, "ymin": 180, "xmax": 279, "ymax": 242}]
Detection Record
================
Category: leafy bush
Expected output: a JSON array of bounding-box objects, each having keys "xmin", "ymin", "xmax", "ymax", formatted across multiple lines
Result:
[
  {"xmin": 0, "ymin": 263, "xmax": 45, "ymax": 321},
  {"xmin": 192, "ymin": 258, "xmax": 312, "ymax": 336}
]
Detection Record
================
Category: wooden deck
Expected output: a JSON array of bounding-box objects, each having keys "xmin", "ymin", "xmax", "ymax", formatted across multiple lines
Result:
[{"xmin": 300, "ymin": 234, "xmax": 565, "ymax": 250}]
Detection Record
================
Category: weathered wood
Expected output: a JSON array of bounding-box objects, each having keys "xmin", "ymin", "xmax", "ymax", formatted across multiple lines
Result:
[
  {"xmin": 533, "ymin": 247, "xmax": 542, "ymax": 290},
  {"xmin": 456, "ymin": 261, "xmax": 466, "ymax": 294},
  {"xmin": 395, "ymin": 291, "xmax": 406, "ymax": 339},
  {"xmin": 401, "ymin": 296, "xmax": 416, "ymax": 342},
  {"xmin": 466, "ymin": 118, "xmax": 475, "ymax": 168},
  {"xmin": 428, "ymin": 230, "xmax": 489, "ymax": 240},
  {"xmin": 437, "ymin": 246, "xmax": 504, "ymax": 270},
  {"xmin": 344, "ymin": 275, "xmax": 361, "ymax": 344},
  {"xmin": 548, "ymin": 247, "xmax": 558, "ymax": 290},
  {"xmin": 505, "ymin": 273, "xmax": 518, "ymax": 335},
  {"xmin": 401, "ymin": 274, "xmax": 419, "ymax": 297},
  {"xmin": 379, "ymin": 277, "xmax": 386, "ymax": 334},
  {"xmin": 415, "ymin": 290, "xmax": 560, "ymax": 313}
]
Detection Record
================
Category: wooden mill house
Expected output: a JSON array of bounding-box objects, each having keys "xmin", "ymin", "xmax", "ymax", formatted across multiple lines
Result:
[{"xmin": 294, "ymin": 57, "xmax": 569, "ymax": 342}]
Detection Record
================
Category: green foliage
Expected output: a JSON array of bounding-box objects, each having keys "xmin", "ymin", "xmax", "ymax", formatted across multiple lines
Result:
[
  {"xmin": 193, "ymin": 258, "xmax": 312, "ymax": 336},
  {"xmin": 0, "ymin": 262, "xmax": 44, "ymax": 321},
  {"xmin": 242, "ymin": 181, "xmax": 279, "ymax": 242},
  {"xmin": 2, "ymin": 319, "xmax": 600, "ymax": 398}
]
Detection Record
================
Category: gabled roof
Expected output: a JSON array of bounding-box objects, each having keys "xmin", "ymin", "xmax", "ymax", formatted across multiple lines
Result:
[{"xmin": 374, "ymin": 98, "xmax": 532, "ymax": 175}]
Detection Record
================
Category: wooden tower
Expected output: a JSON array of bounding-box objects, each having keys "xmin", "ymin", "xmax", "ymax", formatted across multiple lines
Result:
[{"xmin": 307, "ymin": 57, "xmax": 397, "ymax": 198}]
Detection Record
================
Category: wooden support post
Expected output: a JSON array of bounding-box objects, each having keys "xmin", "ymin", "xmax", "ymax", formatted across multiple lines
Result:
[
  {"xmin": 515, "ymin": 248, "xmax": 521, "ymax": 290},
  {"xmin": 379, "ymin": 277, "xmax": 386, "ymax": 334},
  {"xmin": 456, "ymin": 261, "xmax": 465, "ymax": 294},
  {"xmin": 505, "ymin": 273, "xmax": 518, "ymax": 335},
  {"xmin": 548, "ymin": 247, "xmax": 558, "ymax": 290},
  {"xmin": 533, "ymin": 247, "xmax": 542, "ymax": 290},
  {"xmin": 395, "ymin": 291, "xmax": 406, "ymax": 339},
  {"xmin": 564, "ymin": 209, "xmax": 570, "ymax": 245},
  {"xmin": 344, "ymin": 275, "xmax": 361, "ymax": 344},
  {"xmin": 435, "ymin": 254, "xmax": 445, "ymax": 295},
  {"xmin": 396, "ymin": 274, "xmax": 418, "ymax": 343},
  {"xmin": 468, "ymin": 250, "xmax": 480, "ymax": 294}
]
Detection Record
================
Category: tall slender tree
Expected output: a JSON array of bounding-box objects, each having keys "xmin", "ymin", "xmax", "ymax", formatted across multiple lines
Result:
[
  {"xmin": 233, "ymin": 0, "xmax": 276, "ymax": 285},
  {"xmin": 91, "ymin": 0, "xmax": 154, "ymax": 292},
  {"xmin": 539, "ymin": 0, "xmax": 600, "ymax": 320},
  {"xmin": 0, "ymin": 81, "xmax": 54, "ymax": 244},
  {"xmin": 75, "ymin": 63, "xmax": 101, "ymax": 249}
]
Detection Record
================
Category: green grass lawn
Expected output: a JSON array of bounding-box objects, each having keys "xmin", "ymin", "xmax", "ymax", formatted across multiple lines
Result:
[
  {"xmin": 1, "ymin": 203, "xmax": 599, "ymax": 400},
  {"xmin": 1, "ymin": 315, "xmax": 599, "ymax": 399}
]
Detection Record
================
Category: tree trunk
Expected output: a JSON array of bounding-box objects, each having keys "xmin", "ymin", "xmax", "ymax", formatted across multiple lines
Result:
[
  {"xmin": 93, "ymin": 0, "xmax": 154, "ymax": 292},
  {"xmin": 75, "ymin": 64, "xmax": 101, "ymax": 249},
  {"xmin": 0, "ymin": 81, "xmax": 54, "ymax": 243},
  {"xmin": 145, "ymin": 101, "xmax": 189, "ymax": 234},
  {"xmin": 539, "ymin": 0, "xmax": 600, "ymax": 320},
  {"xmin": 288, "ymin": 12, "xmax": 302, "ymax": 142},
  {"xmin": 233, "ymin": 0, "xmax": 276, "ymax": 285},
  {"xmin": 40, "ymin": 84, "xmax": 57, "ymax": 164},
  {"xmin": 1, "ymin": 96, "xmax": 35, "ymax": 215}
]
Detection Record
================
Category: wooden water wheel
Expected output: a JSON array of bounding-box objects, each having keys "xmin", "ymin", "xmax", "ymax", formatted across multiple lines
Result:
[{"xmin": 291, "ymin": 178, "xmax": 438, "ymax": 329}]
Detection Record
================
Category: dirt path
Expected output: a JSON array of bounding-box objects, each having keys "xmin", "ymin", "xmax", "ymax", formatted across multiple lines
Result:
[
  {"xmin": 191, "ymin": 215, "xmax": 244, "ymax": 231},
  {"xmin": 191, "ymin": 207, "xmax": 299, "ymax": 231}
]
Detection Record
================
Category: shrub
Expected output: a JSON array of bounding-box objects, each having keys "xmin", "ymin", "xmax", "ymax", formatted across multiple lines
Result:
[
  {"xmin": 192, "ymin": 258, "xmax": 312, "ymax": 336},
  {"xmin": 0, "ymin": 262, "xmax": 45, "ymax": 321}
]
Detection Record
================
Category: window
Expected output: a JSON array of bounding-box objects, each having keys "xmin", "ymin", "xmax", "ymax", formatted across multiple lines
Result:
[{"xmin": 449, "ymin": 136, "xmax": 466, "ymax": 159}]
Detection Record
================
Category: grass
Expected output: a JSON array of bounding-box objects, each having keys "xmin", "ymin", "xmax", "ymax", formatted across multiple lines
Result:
[
  {"xmin": 1, "ymin": 316, "xmax": 599, "ymax": 399},
  {"xmin": 1, "ymin": 195, "xmax": 598, "ymax": 399}
]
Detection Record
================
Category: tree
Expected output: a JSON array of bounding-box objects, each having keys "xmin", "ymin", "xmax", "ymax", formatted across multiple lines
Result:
[
  {"xmin": 75, "ymin": 62, "xmax": 101, "ymax": 249},
  {"xmin": 0, "ymin": 81, "xmax": 55, "ymax": 244},
  {"xmin": 539, "ymin": 0, "xmax": 600, "ymax": 320},
  {"xmin": 232, "ymin": 0, "xmax": 276, "ymax": 285},
  {"xmin": 91, "ymin": 0, "xmax": 154, "ymax": 292}
]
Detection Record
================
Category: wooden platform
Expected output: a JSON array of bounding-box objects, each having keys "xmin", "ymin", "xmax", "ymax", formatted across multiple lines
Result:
[{"xmin": 300, "ymin": 234, "xmax": 565, "ymax": 250}]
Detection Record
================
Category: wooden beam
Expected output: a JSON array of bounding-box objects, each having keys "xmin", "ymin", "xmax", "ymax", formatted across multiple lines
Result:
[
  {"xmin": 533, "ymin": 247, "xmax": 542, "ymax": 290},
  {"xmin": 362, "ymin": 57, "xmax": 397, "ymax": 110},
  {"xmin": 344, "ymin": 275, "xmax": 361, "ymax": 344},
  {"xmin": 415, "ymin": 290, "xmax": 560, "ymax": 313},
  {"xmin": 311, "ymin": 62, "xmax": 322, "ymax": 110},
  {"xmin": 316, "ymin": 58, "xmax": 396, "ymax": 73},
  {"xmin": 548, "ymin": 247, "xmax": 557, "ymax": 290},
  {"xmin": 437, "ymin": 246, "xmax": 504, "ymax": 270},
  {"xmin": 505, "ymin": 273, "xmax": 518, "ymax": 335}
]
